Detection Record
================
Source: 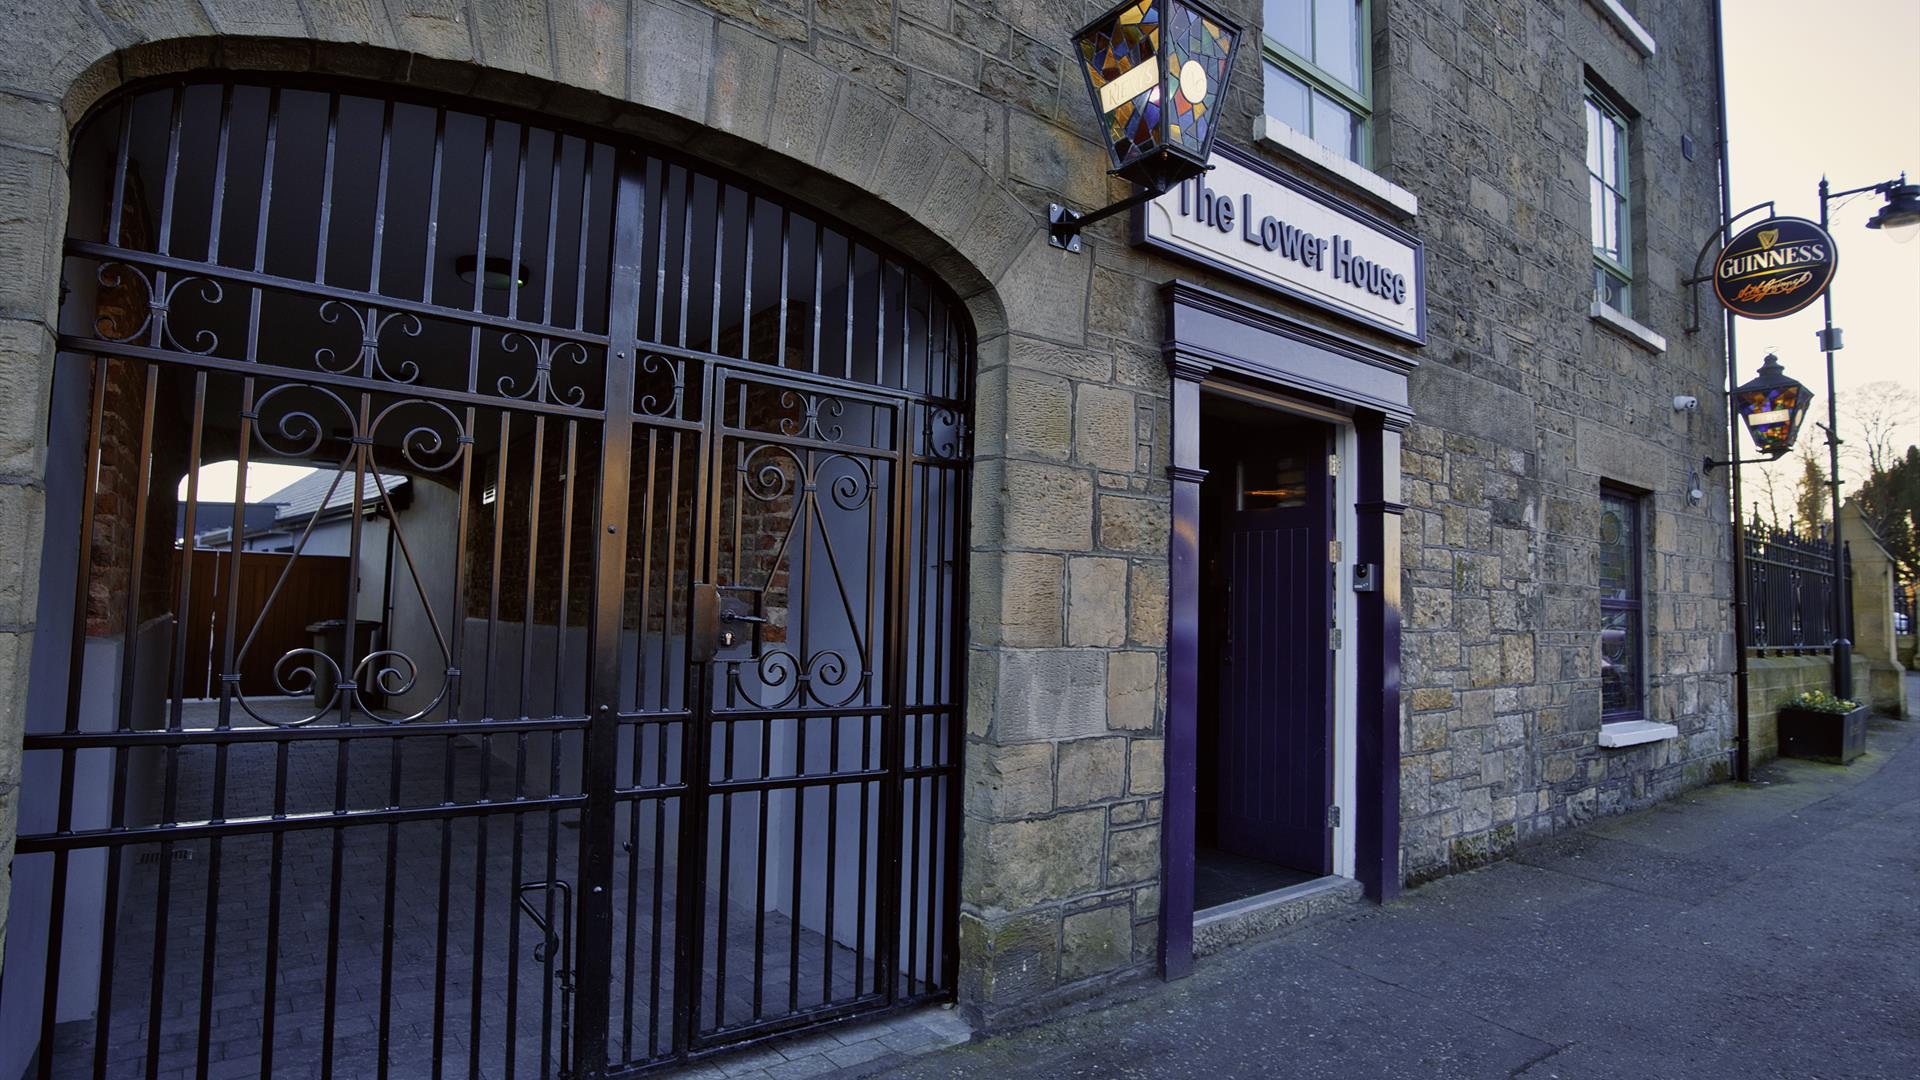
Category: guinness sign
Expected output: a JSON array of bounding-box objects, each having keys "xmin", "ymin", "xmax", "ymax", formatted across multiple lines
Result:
[{"xmin": 1713, "ymin": 216, "xmax": 1837, "ymax": 319}]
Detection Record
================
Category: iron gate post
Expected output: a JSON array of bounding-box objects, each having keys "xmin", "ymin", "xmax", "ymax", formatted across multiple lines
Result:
[{"xmin": 575, "ymin": 149, "xmax": 650, "ymax": 1077}]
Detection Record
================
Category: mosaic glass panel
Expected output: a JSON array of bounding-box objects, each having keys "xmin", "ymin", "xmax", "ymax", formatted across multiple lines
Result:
[
  {"xmin": 1079, "ymin": 0, "xmax": 1165, "ymax": 170},
  {"xmin": 1738, "ymin": 384, "xmax": 1807, "ymax": 455},
  {"xmin": 1166, "ymin": 1, "xmax": 1236, "ymax": 154}
]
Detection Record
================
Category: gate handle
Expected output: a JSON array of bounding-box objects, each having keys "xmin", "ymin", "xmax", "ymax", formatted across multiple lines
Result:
[{"xmin": 721, "ymin": 611, "xmax": 767, "ymax": 625}]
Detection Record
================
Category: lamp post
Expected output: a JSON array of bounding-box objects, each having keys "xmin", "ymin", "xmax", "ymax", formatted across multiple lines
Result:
[
  {"xmin": 1813, "ymin": 173, "xmax": 1920, "ymax": 695},
  {"xmin": 1050, "ymin": 0, "xmax": 1242, "ymax": 252}
]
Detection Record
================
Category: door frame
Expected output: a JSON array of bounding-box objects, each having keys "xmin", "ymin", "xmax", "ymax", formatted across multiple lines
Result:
[
  {"xmin": 1160, "ymin": 280, "xmax": 1413, "ymax": 980},
  {"xmin": 1199, "ymin": 383, "xmax": 1359, "ymax": 882}
]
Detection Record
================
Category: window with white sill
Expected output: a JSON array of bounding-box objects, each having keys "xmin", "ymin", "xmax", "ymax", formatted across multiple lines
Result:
[
  {"xmin": 1262, "ymin": 0, "xmax": 1371, "ymax": 165},
  {"xmin": 1586, "ymin": 86, "xmax": 1634, "ymax": 314}
]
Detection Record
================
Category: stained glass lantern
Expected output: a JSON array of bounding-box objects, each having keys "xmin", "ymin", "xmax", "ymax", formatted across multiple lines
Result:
[
  {"xmin": 1073, "ymin": 0, "xmax": 1242, "ymax": 192},
  {"xmin": 1732, "ymin": 353, "xmax": 1813, "ymax": 458}
]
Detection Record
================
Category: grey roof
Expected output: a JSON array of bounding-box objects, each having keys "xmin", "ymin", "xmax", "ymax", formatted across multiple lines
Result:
[{"xmin": 261, "ymin": 469, "xmax": 409, "ymax": 525}]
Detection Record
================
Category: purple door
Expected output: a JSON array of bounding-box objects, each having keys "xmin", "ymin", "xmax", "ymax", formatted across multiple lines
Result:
[{"xmin": 1213, "ymin": 438, "xmax": 1333, "ymax": 874}]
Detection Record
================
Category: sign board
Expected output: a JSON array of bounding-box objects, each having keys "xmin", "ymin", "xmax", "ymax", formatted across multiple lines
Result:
[
  {"xmin": 1136, "ymin": 141, "xmax": 1424, "ymax": 344},
  {"xmin": 1713, "ymin": 215, "xmax": 1837, "ymax": 319}
]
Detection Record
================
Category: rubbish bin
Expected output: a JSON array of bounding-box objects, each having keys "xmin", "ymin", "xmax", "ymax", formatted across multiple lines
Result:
[{"xmin": 306, "ymin": 619, "xmax": 384, "ymax": 709}]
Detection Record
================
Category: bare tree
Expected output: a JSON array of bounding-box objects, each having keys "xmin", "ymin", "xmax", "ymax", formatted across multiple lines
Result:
[
  {"xmin": 1846, "ymin": 380, "xmax": 1917, "ymax": 479},
  {"xmin": 1752, "ymin": 460, "xmax": 1789, "ymax": 528}
]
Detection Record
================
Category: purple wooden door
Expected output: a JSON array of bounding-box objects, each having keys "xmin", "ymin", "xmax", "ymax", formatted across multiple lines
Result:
[{"xmin": 1214, "ymin": 442, "xmax": 1332, "ymax": 874}]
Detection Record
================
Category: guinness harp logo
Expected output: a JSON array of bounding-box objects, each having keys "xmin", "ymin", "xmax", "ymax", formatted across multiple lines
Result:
[{"xmin": 1714, "ymin": 216, "xmax": 1837, "ymax": 319}]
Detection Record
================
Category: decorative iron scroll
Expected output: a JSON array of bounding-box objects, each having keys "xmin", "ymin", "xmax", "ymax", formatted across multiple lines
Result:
[
  {"xmin": 94, "ymin": 261, "xmax": 225, "ymax": 354},
  {"xmin": 228, "ymin": 383, "xmax": 467, "ymax": 726}
]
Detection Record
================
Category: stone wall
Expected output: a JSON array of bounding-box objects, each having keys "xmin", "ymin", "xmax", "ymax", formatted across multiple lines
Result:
[
  {"xmin": 1744, "ymin": 655, "xmax": 1873, "ymax": 765},
  {"xmin": 1380, "ymin": 0, "xmax": 1735, "ymax": 882}
]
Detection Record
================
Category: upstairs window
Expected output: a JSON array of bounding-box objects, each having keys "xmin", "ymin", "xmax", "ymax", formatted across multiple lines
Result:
[
  {"xmin": 1586, "ymin": 86, "xmax": 1633, "ymax": 313},
  {"xmin": 1262, "ymin": 0, "xmax": 1371, "ymax": 164}
]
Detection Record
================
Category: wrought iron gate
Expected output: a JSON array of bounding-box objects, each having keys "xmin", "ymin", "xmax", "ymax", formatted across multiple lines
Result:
[{"xmin": 7, "ymin": 77, "xmax": 970, "ymax": 1079}]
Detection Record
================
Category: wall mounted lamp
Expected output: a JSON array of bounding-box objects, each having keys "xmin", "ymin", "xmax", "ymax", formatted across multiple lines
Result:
[{"xmin": 1050, "ymin": 0, "xmax": 1243, "ymax": 253}]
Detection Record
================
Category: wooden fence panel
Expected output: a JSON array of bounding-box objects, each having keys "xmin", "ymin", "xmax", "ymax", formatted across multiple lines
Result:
[{"xmin": 174, "ymin": 549, "xmax": 354, "ymax": 699}]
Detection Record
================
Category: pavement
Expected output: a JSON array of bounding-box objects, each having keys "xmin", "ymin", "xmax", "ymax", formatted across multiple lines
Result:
[{"xmin": 879, "ymin": 681, "xmax": 1920, "ymax": 1080}]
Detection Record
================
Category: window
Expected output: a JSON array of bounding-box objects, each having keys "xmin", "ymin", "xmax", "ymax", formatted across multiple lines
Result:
[
  {"xmin": 1263, "ymin": 0, "xmax": 1370, "ymax": 164},
  {"xmin": 1598, "ymin": 488, "xmax": 1644, "ymax": 718},
  {"xmin": 1586, "ymin": 87, "xmax": 1632, "ymax": 313}
]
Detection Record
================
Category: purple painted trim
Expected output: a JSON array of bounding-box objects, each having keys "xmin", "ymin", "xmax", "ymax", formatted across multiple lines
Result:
[
  {"xmin": 1354, "ymin": 414, "xmax": 1403, "ymax": 901},
  {"xmin": 1160, "ymin": 364, "xmax": 1208, "ymax": 980}
]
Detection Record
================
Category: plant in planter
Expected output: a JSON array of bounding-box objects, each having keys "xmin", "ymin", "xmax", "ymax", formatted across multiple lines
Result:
[{"xmin": 1777, "ymin": 689, "xmax": 1870, "ymax": 765}]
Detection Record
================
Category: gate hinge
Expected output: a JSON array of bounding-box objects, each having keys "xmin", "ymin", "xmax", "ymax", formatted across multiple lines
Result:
[
  {"xmin": 1327, "ymin": 452, "xmax": 1340, "ymax": 476},
  {"xmin": 1329, "ymin": 539, "xmax": 1341, "ymax": 564},
  {"xmin": 1330, "ymin": 627, "xmax": 1342, "ymax": 650},
  {"xmin": 1326, "ymin": 805, "xmax": 1341, "ymax": 827}
]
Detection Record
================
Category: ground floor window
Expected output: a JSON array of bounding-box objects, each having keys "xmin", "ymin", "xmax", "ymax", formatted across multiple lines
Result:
[{"xmin": 1599, "ymin": 486, "xmax": 1645, "ymax": 718}]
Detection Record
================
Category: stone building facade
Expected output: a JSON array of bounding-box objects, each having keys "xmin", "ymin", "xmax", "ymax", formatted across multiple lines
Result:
[{"xmin": 0, "ymin": 0, "xmax": 1735, "ymax": 1075}]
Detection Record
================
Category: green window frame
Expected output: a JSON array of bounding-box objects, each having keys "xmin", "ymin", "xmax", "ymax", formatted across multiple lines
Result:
[
  {"xmin": 1586, "ymin": 87, "xmax": 1632, "ymax": 313},
  {"xmin": 1261, "ymin": 0, "xmax": 1372, "ymax": 166}
]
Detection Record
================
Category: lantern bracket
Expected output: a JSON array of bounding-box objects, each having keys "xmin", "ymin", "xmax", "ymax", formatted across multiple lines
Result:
[
  {"xmin": 1702, "ymin": 452, "xmax": 1785, "ymax": 474},
  {"xmin": 1049, "ymin": 167, "xmax": 1203, "ymax": 252}
]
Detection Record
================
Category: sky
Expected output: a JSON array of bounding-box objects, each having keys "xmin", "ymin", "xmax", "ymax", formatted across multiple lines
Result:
[
  {"xmin": 182, "ymin": 461, "xmax": 317, "ymax": 503},
  {"xmin": 1722, "ymin": 0, "xmax": 1920, "ymax": 513}
]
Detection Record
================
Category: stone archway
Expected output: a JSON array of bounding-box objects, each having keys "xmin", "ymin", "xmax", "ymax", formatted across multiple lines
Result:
[
  {"xmin": 1, "ymin": 56, "xmax": 1015, "ymax": 1077},
  {"xmin": 5, "ymin": 3, "xmax": 1157, "ymax": 1057}
]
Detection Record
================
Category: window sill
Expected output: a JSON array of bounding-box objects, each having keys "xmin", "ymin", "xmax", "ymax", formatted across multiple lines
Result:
[
  {"xmin": 1590, "ymin": 302, "xmax": 1667, "ymax": 354},
  {"xmin": 1253, "ymin": 117, "xmax": 1419, "ymax": 218},
  {"xmin": 1589, "ymin": 0, "xmax": 1657, "ymax": 58},
  {"xmin": 1598, "ymin": 719, "xmax": 1678, "ymax": 748}
]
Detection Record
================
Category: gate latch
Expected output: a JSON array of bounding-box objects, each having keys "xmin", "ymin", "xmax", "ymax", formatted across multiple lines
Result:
[{"xmin": 692, "ymin": 583, "xmax": 764, "ymax": 663}]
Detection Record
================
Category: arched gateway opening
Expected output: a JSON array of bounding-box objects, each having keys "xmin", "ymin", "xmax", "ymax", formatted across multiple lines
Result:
[{"xmin": 3, "ymin": 76, "xmax": 973, "ymax": 1078}]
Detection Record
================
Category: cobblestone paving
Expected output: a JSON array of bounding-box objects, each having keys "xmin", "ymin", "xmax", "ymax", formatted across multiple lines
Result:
[{"xmin": 44, "ymin": 699, "xmax": 868, "ymax": 1079}]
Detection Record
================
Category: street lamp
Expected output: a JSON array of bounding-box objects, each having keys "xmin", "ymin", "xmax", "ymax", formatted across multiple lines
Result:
[
  {"xmin": 1050, "ymin": 0, "xmax": 1242, "ymax": 252},
  {"xmin": 1864, "ymin": 176, "xmax": 1920, "ymax": 241},
  {"xmin": 1814, "ymin": 171, "xmax": 1914, "ymax": 695}
]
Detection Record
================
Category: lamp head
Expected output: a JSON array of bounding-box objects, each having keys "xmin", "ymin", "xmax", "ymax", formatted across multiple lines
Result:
[
  {"xmin": 1732, "ymin": 352, "xmax": 1814, "ymax": 458},
  {"xmin": 1072, "ymin": 0, "xmax": 1243, "ymax": 192},
  {"xmin": 1865, "ymin": 179, "xmax": 1920, "ymax": 243}
]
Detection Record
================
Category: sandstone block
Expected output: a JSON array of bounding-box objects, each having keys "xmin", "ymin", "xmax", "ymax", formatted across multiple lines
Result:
[
  {"xmin": 1060, "ymin": 904, "xmax": 1131, "ymax": 982},
  {"xmin": 967, "ymin": 742, "xmax": 1053, "ymax": 819},
  {"xmin": 1106, "ymin": 650, "xmax": 1158, "ymax": 731},
  {"xmin": 998, "ymin": 460, "xmax": 1094, "ymax": 551},
  {"xmin": 1066, "ymin": 556, "xmax": 1128, "ymax": 647},
  {"xmin": 996, "ymin": 648, "xmax": 1106, "ymax": 741},
  {"xmin": 1129, "ymin": 739, "xmax": 1164, "ymax": 796},
  {"xmin": 1073, "ymin": 383, "xmax": 1137, "ymax": 472},
  {"xmin": 1096, "ymin": 494, "xmax": 1167, "ymax": 555},
  {"xmin": 964, "ymin": 809, "xmax": 1106, "ymax": 911},
  {"xmin": 1055, "ymin": 736, "xmax": 1126, "ymax": 806},
  {"xmin": 1106, "ymin": 823, "xmax": 1158, "ymax": 885}
]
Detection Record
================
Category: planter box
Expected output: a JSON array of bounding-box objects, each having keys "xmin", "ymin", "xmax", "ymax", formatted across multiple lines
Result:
[{"xmin": 1776, "ymin": 704, "xmax": 1869, "ymax": 765}]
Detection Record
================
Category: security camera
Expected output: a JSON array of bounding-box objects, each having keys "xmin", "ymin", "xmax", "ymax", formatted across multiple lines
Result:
[{"xmin": 1673, "ymin": 395, "xmax": 1700, "ymax": 412}]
